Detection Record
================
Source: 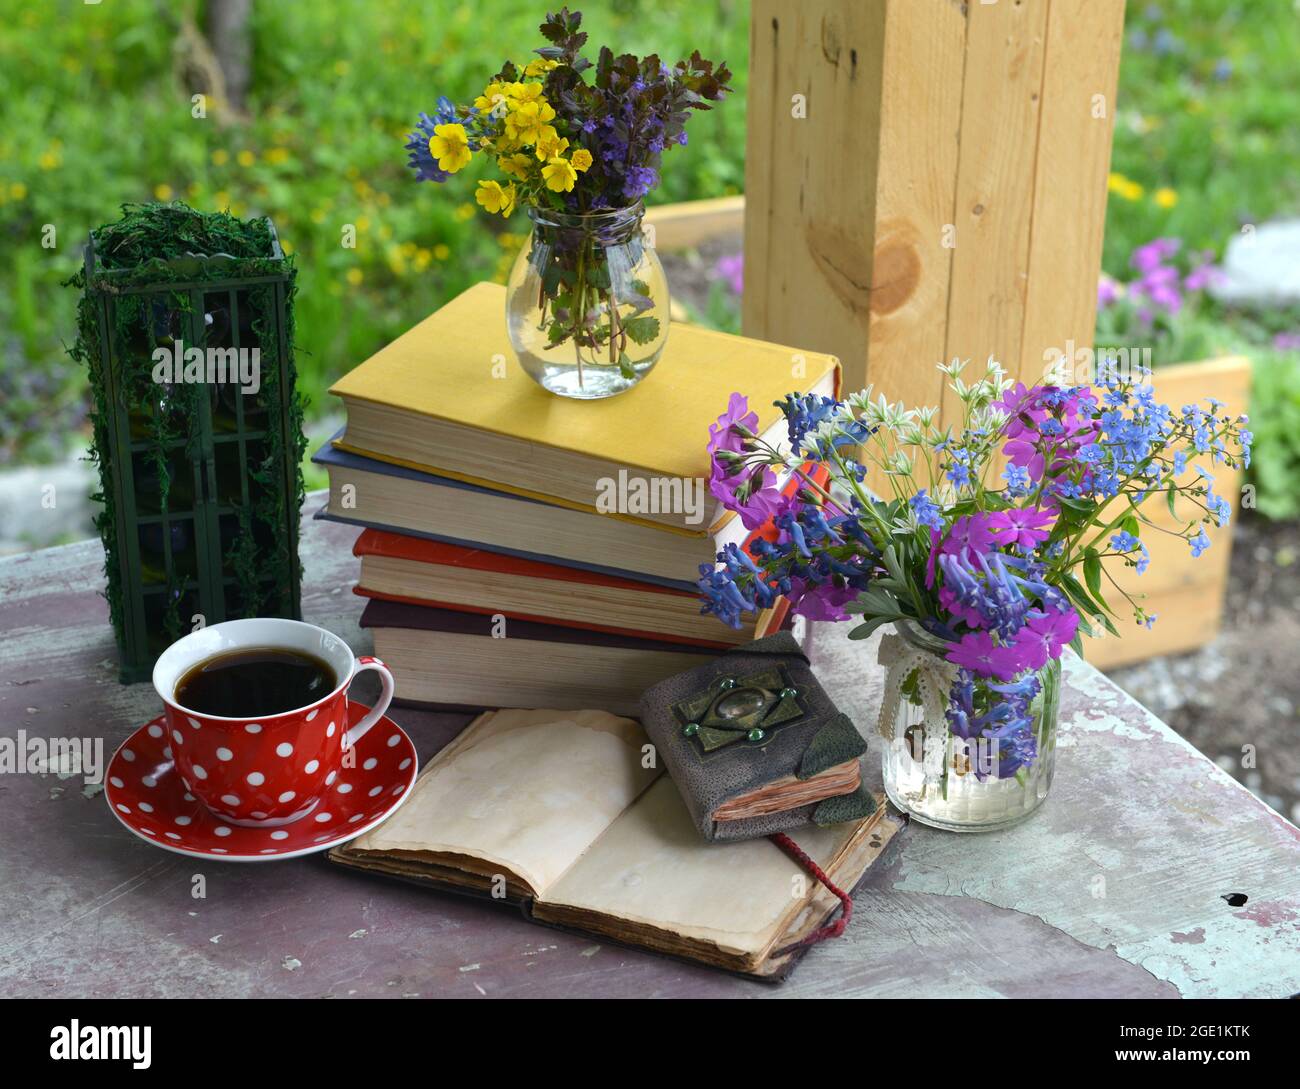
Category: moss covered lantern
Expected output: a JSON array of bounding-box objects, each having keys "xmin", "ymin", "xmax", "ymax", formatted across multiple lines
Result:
[{"xmin": 68, "ymin": 203, "xmax": 306, "ymax": 682}]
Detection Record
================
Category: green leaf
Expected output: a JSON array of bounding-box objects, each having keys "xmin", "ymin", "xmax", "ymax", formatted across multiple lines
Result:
[
  {"xmin": 1056, "ymin": 495, "xmax": 1096, "ymax": 513},
  {"xmin": 622, "ymin": 314, "xmax": 660, "ymax": 345},
  {"xmin": 848, "ymin": 615, "xmax": 898, "ymax": 641},
  {"xmin": 1083, "ymin": 548, "xmax": 1104, "ymax": 603}
]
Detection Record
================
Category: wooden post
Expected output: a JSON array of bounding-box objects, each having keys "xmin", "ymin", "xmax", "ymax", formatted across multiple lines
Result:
[{"xmin": 743, "ymin": 0, "xmax": 1126, "ymax": 424}]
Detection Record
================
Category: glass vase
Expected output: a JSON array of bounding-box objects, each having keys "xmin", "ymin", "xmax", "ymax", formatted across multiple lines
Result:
[
  {"xmin": 880, "ymin": 619, "xmax": 1061, "ymax": 832},
  {"xmin": 505, "ymin": 202, "xmax": 669, "ymax": 399}
]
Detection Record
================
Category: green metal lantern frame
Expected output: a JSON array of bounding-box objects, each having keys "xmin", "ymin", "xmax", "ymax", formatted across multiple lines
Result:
[{"xmin": 71, "ymin": 211, "xmax": 305, "ymax": 683}]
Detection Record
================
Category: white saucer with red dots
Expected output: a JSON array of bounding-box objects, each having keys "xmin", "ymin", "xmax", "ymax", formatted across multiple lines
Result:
[{"xmin": 104, "ymin": 702, "xmax": 418, "ymax": 861}]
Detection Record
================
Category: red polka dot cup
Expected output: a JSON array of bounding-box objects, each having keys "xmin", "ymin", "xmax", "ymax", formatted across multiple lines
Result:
[{"xmin": 152, "ymin": 618, "xmax": 395, "ymax": 827}]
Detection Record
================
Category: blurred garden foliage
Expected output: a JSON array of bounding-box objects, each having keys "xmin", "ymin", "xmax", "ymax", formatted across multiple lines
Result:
[
  {"xmin": 0, "ymin": 0, "xmax": 747, "ymax": 468},
  {"xmin": 1, "ymin": 0, "xmax": 1298, "ymax": 515}
]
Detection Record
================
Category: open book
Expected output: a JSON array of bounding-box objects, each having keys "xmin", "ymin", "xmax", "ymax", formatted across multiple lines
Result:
[{"xmin": 330, "ymin": 708, "xmax": 901, "ymax": 980}]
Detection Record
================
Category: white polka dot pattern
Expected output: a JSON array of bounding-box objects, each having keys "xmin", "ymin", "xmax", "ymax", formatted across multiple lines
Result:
[{"xmin": 104, "ymin": 707, "xmax": 416, "ymax": 861}]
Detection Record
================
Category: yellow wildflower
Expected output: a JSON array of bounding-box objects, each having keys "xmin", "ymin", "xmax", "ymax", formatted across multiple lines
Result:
[
  {"xmin": 476, "ymin": 179, "xmax": 517, "ymax": 216},
  {"xmin": 9, "ymin": 182, "xmax": 27, "ymax": 201},
  {"xmin": 154, "ymin": 183, "xmax": 173, "ymax": 201},
  {"xmin": 1154, "ymin": 187, "xmax": 1178, "ymax": 209},
  {"xmin": 541, "ymin": 156, "xmax": 578, "ymax": 193},
  {"xmin": 1107, "ymin": 172, "xmax": 1143, "ymax": 201},
  {"xmin": 474, "ymin": 81, "xmax": 511, "ymax": 116},
  {"xmin": 265, "ymin": 147, "xmax": 291, "ymax": 165},
  {"xmin": 433, "ymin": 243, "xmax": 451, "ymax": 261},
  {"xmin": 345, "ymin": 268, "xmax": 363, "ymax": 286},
  {"xmin": 211, "ymin": 149, "xmax": 229, "ymax": 166},
  {"xmin": 39, "ymin": 149, "xmax": 61, "ymax": 171},
  {"xmin": 454, "ymin": 202, "xmax": 476, "ymax": 222},
  {"xmin": 504, "ymin": 98, "xmax": 556, "ymax": 146},
  {"xmin": 524, "ymin": 58, "xmax": 559, "ymax": 78},
  {"xmin": 570, "ymin": 148, "xmax": 593, "ymax": 173},
  {"xmin": 511, "ymin": 81, "xmax": 545, "ymax": 103},
  {"xmin": 498, "ymin": 152, "xmax": 534, "ymax": 179},
  {"xmin": 236, "ymin": 149, "xmax": 256, "ymax": 167},
  {"xmin": 429, "ymin": 123, "xmax": 472, "ymax": 173},
  {"xmin": 535, "ymin": 132, "xmax": 569, "ymax": 161}
]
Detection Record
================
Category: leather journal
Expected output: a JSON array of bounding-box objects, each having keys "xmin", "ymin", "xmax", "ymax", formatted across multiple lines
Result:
[{"xmin": 638, "ymin": 632, "xmax": 877, "ymax": 842}]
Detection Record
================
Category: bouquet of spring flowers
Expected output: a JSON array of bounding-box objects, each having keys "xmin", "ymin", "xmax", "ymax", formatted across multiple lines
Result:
[
  {"xmin": 699, "ymin": 359, "xmax": 1251, "ymax": 820},
  {"xmin": 405, "ymin": 8, "xmax": 730, "ymax": 389}
]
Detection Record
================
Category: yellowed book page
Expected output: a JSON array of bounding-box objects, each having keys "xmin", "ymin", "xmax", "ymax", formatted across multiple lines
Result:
[
  {"xmin": 349, "ymin": 709, "xmax": 660, "ymax": 898},
  {"xmin": 542, "ymin": 777, "xmax": 860, "ymax": 956}
]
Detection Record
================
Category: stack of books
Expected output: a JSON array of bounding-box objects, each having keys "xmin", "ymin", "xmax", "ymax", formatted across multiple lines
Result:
[{"xmin": 315, "ymin": 282, "xmax": 840, "ymax": 714}]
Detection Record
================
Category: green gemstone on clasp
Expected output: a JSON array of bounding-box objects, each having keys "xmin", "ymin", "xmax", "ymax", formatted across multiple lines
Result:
[
  {"xmin": 683, "ymin": 722, "xmax": 700, "ymax": 737},
  {"xmin": 747, "ymin": 727, "xmax": 765, "ymax": 742},
  {"xmin": 717, "ymin": 677, "xmax": 737, "ymax": 690},
  {"xmin": 779, "ymin": 687, "xmax": 798, "ymax": 700}
]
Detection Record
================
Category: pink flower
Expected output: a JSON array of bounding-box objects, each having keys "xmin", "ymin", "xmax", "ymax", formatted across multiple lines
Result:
[
  {"xmin": 945, "ymin": 630, "xmax": 1039, "ymax": 681},
  {"xmin": 938, "ymin": 586, "xmax": 986, "ymax": 630},
  {"xmin": 940, "ymin": 514, "xmax": 999, "ymax": 562},
  {"xmin": 1021, "ymin": 606, "xmax": 1079, "ymax": 661},
  {"xmin": 987, "ymin": 506, "xmax": 1057, "ymax": 549},
  {"xmin": 1004, "ymin": 438, "xmax": 1047, "ymax": 482},
  {"xmin": 707, "ymin": 394, "xmax": 785, "ymax": 529},
  {"xmin": 997, "ymin": 382, "xmax": 1050, "ymax": 439},
  {"xmin": 707, "ymin": 392, "xmax": 757, "ymax": 466},
  {"xmin": 925, "ymin": 526, "xmax": 942, "ymax": 588},
  {"xmin": 786, "ymin": 575, "xmax": 859, "ymax": 621},
  {"xmin": 714, "ymin": 253, "xmax": 744, "ymax": 296}
]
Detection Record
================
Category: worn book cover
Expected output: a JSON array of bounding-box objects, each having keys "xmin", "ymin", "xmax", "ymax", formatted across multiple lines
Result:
[{"xmin": 639, "ymin": 632, "xmax": 875, "ymax": 842}]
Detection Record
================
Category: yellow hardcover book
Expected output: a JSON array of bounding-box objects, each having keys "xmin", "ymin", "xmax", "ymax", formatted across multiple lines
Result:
[{"xmin": 329, "ymin": 282, "xmax": 841, "ymax": 536}]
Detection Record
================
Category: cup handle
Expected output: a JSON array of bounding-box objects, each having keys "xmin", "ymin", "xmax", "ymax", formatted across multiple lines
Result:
[{"xmin": 343, "ymin": 655, "xmax": 395, "ymax": 750}]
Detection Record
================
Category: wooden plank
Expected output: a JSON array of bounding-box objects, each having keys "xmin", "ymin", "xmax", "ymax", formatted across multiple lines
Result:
[
  {"xmin": 743, "ymin": 1, "xmax": 1124, "ymax": 440},
  {"xmin": 644, "ymin": 195, "xmax": 745, "ymax": 251},
  {"xmin": 744, "ymin": 0, "xmax": 966, "ymax": 495},
  {"xmin": 939, "ymin": 0, "xmax": 1051, "ymax": 427},
  {"xmin": 866, "ymin": 0, "xmax": 965, "ymax": 412},
  {"xmin": 1023, "ymin": 0, "xmax": 1126, "ymax": 386},
  {"xmin": 743, "ymin": 0, "xmax": 890, "ymax": 392}
]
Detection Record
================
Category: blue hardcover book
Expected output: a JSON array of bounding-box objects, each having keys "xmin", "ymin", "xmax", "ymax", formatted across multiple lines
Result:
[{"xmin": 311, "ymin": 437, "xmax": 737, "ymax": 592}]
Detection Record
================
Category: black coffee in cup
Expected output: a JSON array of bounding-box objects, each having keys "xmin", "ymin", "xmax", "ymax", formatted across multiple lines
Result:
[{"xmin": 175, "ymin": 647, "xmax": 336, "ymax": 718}]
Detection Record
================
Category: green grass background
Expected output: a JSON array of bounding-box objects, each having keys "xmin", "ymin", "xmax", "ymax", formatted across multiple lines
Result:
[{"xmin": 1, "ymin": 0, "xmax": 1296, "ymax": 510}]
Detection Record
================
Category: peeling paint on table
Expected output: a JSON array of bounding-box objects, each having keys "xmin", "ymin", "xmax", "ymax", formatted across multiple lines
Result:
[{"xmin": 0, "ymin": 497, "xmax": 1296, "ymax": 998}]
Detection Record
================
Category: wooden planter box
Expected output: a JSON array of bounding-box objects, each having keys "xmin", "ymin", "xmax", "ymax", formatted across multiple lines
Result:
[{"xmin": 1085, "ymin": 355, "xmax": 1252, "ymax": 670}]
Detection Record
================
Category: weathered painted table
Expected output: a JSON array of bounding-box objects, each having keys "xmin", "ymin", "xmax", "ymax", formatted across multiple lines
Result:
[{"xmin": 2, "ymin": 501, "xmax": 1297, "ymax": 998}]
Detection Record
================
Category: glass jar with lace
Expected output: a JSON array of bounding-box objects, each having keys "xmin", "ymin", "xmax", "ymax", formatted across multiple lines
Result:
[{"xmin": 877, "ymin": 619, "xmax": 1061, "ymax": 832}]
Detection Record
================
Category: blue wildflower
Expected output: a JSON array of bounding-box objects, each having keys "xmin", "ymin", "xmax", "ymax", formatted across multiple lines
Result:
[
  {"xmin": 909, "ymin": 490, "xmax": 945, "ymax": 531},
  {"xmin": 404, "ymin": 98, "xmax": 458, "ymax": 182}
]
